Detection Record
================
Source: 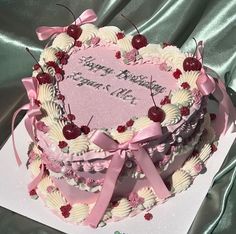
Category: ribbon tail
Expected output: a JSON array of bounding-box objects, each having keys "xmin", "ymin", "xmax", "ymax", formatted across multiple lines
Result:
[
  {"xmin": 135, "ymin": 147, "xmax": 171, "ymax": 199},
  {"xmin": 85, "ymin": 152, "xmax": 125, "ymax": 228},
  {"xmin": 213, "ymin": 79, "xmax": 236, "ymax": 136},
  {"xmin": 12, "ymin": 104, "xmax": 30, "ymax": 166},
  {"xmin": 28, "ymin": 164, "xmax": 45, "ymax": 192}
]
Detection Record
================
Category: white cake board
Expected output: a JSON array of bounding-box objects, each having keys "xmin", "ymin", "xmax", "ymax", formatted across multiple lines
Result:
[{"xmin": 0, "ymin": 120, "xmax": 235, "ymax": 234}]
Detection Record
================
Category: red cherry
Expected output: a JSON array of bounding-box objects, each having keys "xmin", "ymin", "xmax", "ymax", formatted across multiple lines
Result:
[
  {"xmin": 81, "ymin": 125, "xmax": 90, "ymax": 135},
  {"xmin": 117, "ymin": 125, "xmax": 126, "ymax": 133},
  {"xmin": 132, "ymin": 34, "xmax": 148, "ymax": 49},
  {"xmin": 36, "ymin": 73, "xmax": 52, "ymax": 85},
  {"xmin": 183, "ymin": 57, "xmax": 202, "ymax": 71},
  {"xmin": 148, "ymin": 106, "xmax": 165, "ymax": 122},
  {"xmin": 67, "ymin": 25, "xmax": 82, "ymax": 40},
  {"xmin": 63, "ymin": 123, "xmax": 81, "ymax": 140}
]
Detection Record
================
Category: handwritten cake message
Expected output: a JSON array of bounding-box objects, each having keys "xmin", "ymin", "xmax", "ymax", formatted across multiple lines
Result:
[{"xmin": 65, "ymin": 55, "xmax": 166, "ymax": 105}]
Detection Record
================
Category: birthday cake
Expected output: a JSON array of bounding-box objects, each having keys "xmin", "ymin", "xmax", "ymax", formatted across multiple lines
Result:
[{"xmin": 12, "ymin": 7, "xmax": 236, "ymax": 228}]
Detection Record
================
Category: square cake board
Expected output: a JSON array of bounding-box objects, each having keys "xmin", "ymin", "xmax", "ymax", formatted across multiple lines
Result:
[{"xmin": 0, "ymin": 120, "xmax": 235, "ymax": 234}]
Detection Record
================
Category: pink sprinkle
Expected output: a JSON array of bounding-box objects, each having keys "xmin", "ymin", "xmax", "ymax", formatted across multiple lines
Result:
[
  {"xmin": 159, "ymin": 62, "xmax": 168, "ymax": 71},
  {"xmin": 194, "ymin": 163, "xmax": 203, "ymax": 173},
  {"xmin": 36, "ymin": 121, "xmax": 49, "ymax": 133}
]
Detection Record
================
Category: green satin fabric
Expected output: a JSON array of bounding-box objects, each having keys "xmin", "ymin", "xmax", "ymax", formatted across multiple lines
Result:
[{"xmin": 0, "ymin": 0, "xmax": 235, "ymax": 233}]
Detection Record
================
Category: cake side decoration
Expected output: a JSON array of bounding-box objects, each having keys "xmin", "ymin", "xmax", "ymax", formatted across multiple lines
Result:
[{"xmin": 11, "ymin": 5, "xmax": 236, "ymax": 229}]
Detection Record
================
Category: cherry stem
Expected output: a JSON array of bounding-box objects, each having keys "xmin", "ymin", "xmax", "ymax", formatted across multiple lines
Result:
[
  {"xmin": 56, "ymin": 3, "xmax": 77, "ymax": 25},
  {"xmin": 150, "ymin": 76, "xmax": 157, "ymax": 107},
  {"xmin": 87, "ymin": 115, "xmax": 94, "ymax": 126},
  {"xmin": 121, "ymin": 14, "xmax": 140, "ymax": 34},
  {"xmin": 192, "ymin": 37, "xmax": 198, "ymax": 57},
  {"xmin": 68, "ymin": 104, "xmax": 72, "ymax": 123},
  {"xmin": 26, "ymin": 47, "xmax": 44, "ymax": 73}
]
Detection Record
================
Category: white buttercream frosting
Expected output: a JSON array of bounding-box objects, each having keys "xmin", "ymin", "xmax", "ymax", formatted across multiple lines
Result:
[
  {"xmin": 137, "ymin": 187, "xmax": 156, "ymax": 208},
  {"xmin": 132, "ymin": 116, "xmax": 153, "ymax": 131},
  {"xmin": 46, "ymin": 190, "xmax": 66, "ymax": 210},
  {"xmin": 171, "ymin": 170, "xmax": 192, "ymax": 193},
  {"xmin": 182, "ymin": 157, "xmax": 202, "ymax": 176},
  {"xmin": 159, "ymin": 46, "xmax": 186, "ymax": 69},
  {"xmin": 178, "ymin": 71, "xmax": 200, "ymax": 90},
  {"xmin": 139, "ymin": 44, "xmax": 162, "ymax": 59},
  {"xmin": 171, "ymin": 89, "xmax": 194, "ymax": 107},
  {"xmin": 67, "ymin": 204, "xmax": 89, "ymax": 223},
  {"xmin": 29, "ymin": 159, "xmax": 41, "ymax": 177},
  {"xmin": 110, "ymin": 129, "xmax": 134, "ymax": 143},
  {"xmin": 98, "ymin": 26, "xmax": 121, "ymax": 43},
  {"xmin": 38, "ymin": 84, "xmax": 55, "ymax": 103},
  {"xmin": 198, "ymin": 143, "xmax": 212, "ymax": 162},
  {"xmin": 38, "ymin": 176, "xmax": 54, "ymax": 195},
  {"xmin": 117, "ymin": 37, "xmax": 133, "ymax": 52},
  {"xmin": 41, "ymin": 101, "xmax": 61, "ymax": 120},
  {"xmin": 161, "ymin": 104, "xmax": 181, "ymax": 126},
  {"xmin": 52, "ymin": 32, "xmax": 75, "ymax": 52},
  {"xmin": 39, "ymin": 47, "xmax": 58, "ymax": 64},
  {"xmin": 48, "ymin": 120, "xmax": 65, "ymax": 142},
  {"xmin": 79, "ymin": 24, "xmax": 98, "ymax": 43},
  {"xmin": 111, "ymin": 198, "xmax": 132, "ymax": 218},
  {"xmin": 68, "ymin": 135, "xmax": 90, "ymax": 154}
]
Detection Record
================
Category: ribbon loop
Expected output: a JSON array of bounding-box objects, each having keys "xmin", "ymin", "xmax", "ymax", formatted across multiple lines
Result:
[
  {"xmin": 85, "ymin": 122, "xmax": 170, "ymax": 227},
  {"xmin": 12, "ymin": 77, "xmax": 41, "ymax": 166},
  {"xmin": 36, "ymin": 9, "xmax": 97, "ymax": 41},
  {"xmin": 195, "ymin": 42, "xmax": 236, "ymax": 135}
]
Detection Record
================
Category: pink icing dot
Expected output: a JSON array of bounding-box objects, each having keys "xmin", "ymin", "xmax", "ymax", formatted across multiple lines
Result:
[
  {"xmin": 194, "ymin": 163, "xmax": 203, "ymax": 173},
  {"xmin": 36, "ymin": 121, "xmax": 49, "ymax": 133},
  {"xmin": 91, "ymin": 36, "xmax": 100, "ymax": 45},
  {"xmin": 159, "ymin": 62, "xmax": 168, "ymax": 71}
]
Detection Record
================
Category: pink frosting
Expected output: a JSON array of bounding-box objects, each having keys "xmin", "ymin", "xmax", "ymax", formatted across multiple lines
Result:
[{"xmin": 60, "ymin": 46, "xmax": 176, "ymax": 128}]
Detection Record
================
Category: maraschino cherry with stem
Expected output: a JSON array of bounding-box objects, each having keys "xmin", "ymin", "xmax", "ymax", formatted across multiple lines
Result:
[
  {"xmin": 26, "ymin": 47, "xmax": 52, "ymax": 85},
  {"xmin": 81, "ymin": 115, "xmax": 94, "ymax": 135},
  {"xmin": 121, "ymin": 14, "xmax": 148, "ymax": 50},
  {"xmin": 63, "ymin": 104, "xmax": 81, "ymax": 140},
  {"xmin": 183, "ymin": 38, "xmax": 202, "ymax": 72},
  {"xmin": 56, "ymin": 4, "xmax": 82, "ymax": 40},
  {"xmin": 148, "ymin": 76, "xmax": 165, "ymax": 122}
]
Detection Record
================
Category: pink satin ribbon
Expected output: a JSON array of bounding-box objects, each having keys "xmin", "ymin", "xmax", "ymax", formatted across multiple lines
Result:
[
  {"xmin": 85, "ymin": 122, "xmax": 171, "ymax": 228},
  {"xmin": 195, "ymin": 41, "xmax": 236, "ymax": 135},
  {"xmin": 36, "ymin": 9, "xmax": 97, "ymax": 41},
  {"xmin": 12, "ymin": 77, "xmax": 41, "ymax": 166}
]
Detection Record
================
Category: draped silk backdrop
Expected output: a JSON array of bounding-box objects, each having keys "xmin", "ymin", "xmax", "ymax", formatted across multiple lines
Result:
[{"xmin": 0, "ymin": 0, "xmax": 235, "ymax": 233}]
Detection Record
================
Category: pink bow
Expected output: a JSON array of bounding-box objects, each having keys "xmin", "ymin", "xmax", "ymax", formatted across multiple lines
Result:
[
  {"xmin": 85, "ymin": 123, "xmax": 170, "ymax": 228},
  {"xmin": 36, "ymin": 9, "xmax": 97, "ymax": 41},
  {"xmin": 195, "ymin": 41, "xmax": 236, "ymax": 135},
  {"xmin": 12, "ymin": 77, "xmax": 41, "ymax": 166}
]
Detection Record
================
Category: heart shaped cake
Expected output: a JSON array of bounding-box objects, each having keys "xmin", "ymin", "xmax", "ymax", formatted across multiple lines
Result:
[{"xmin": 12, "ymin": 8, "xmax": 235, "ymax": 228}]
